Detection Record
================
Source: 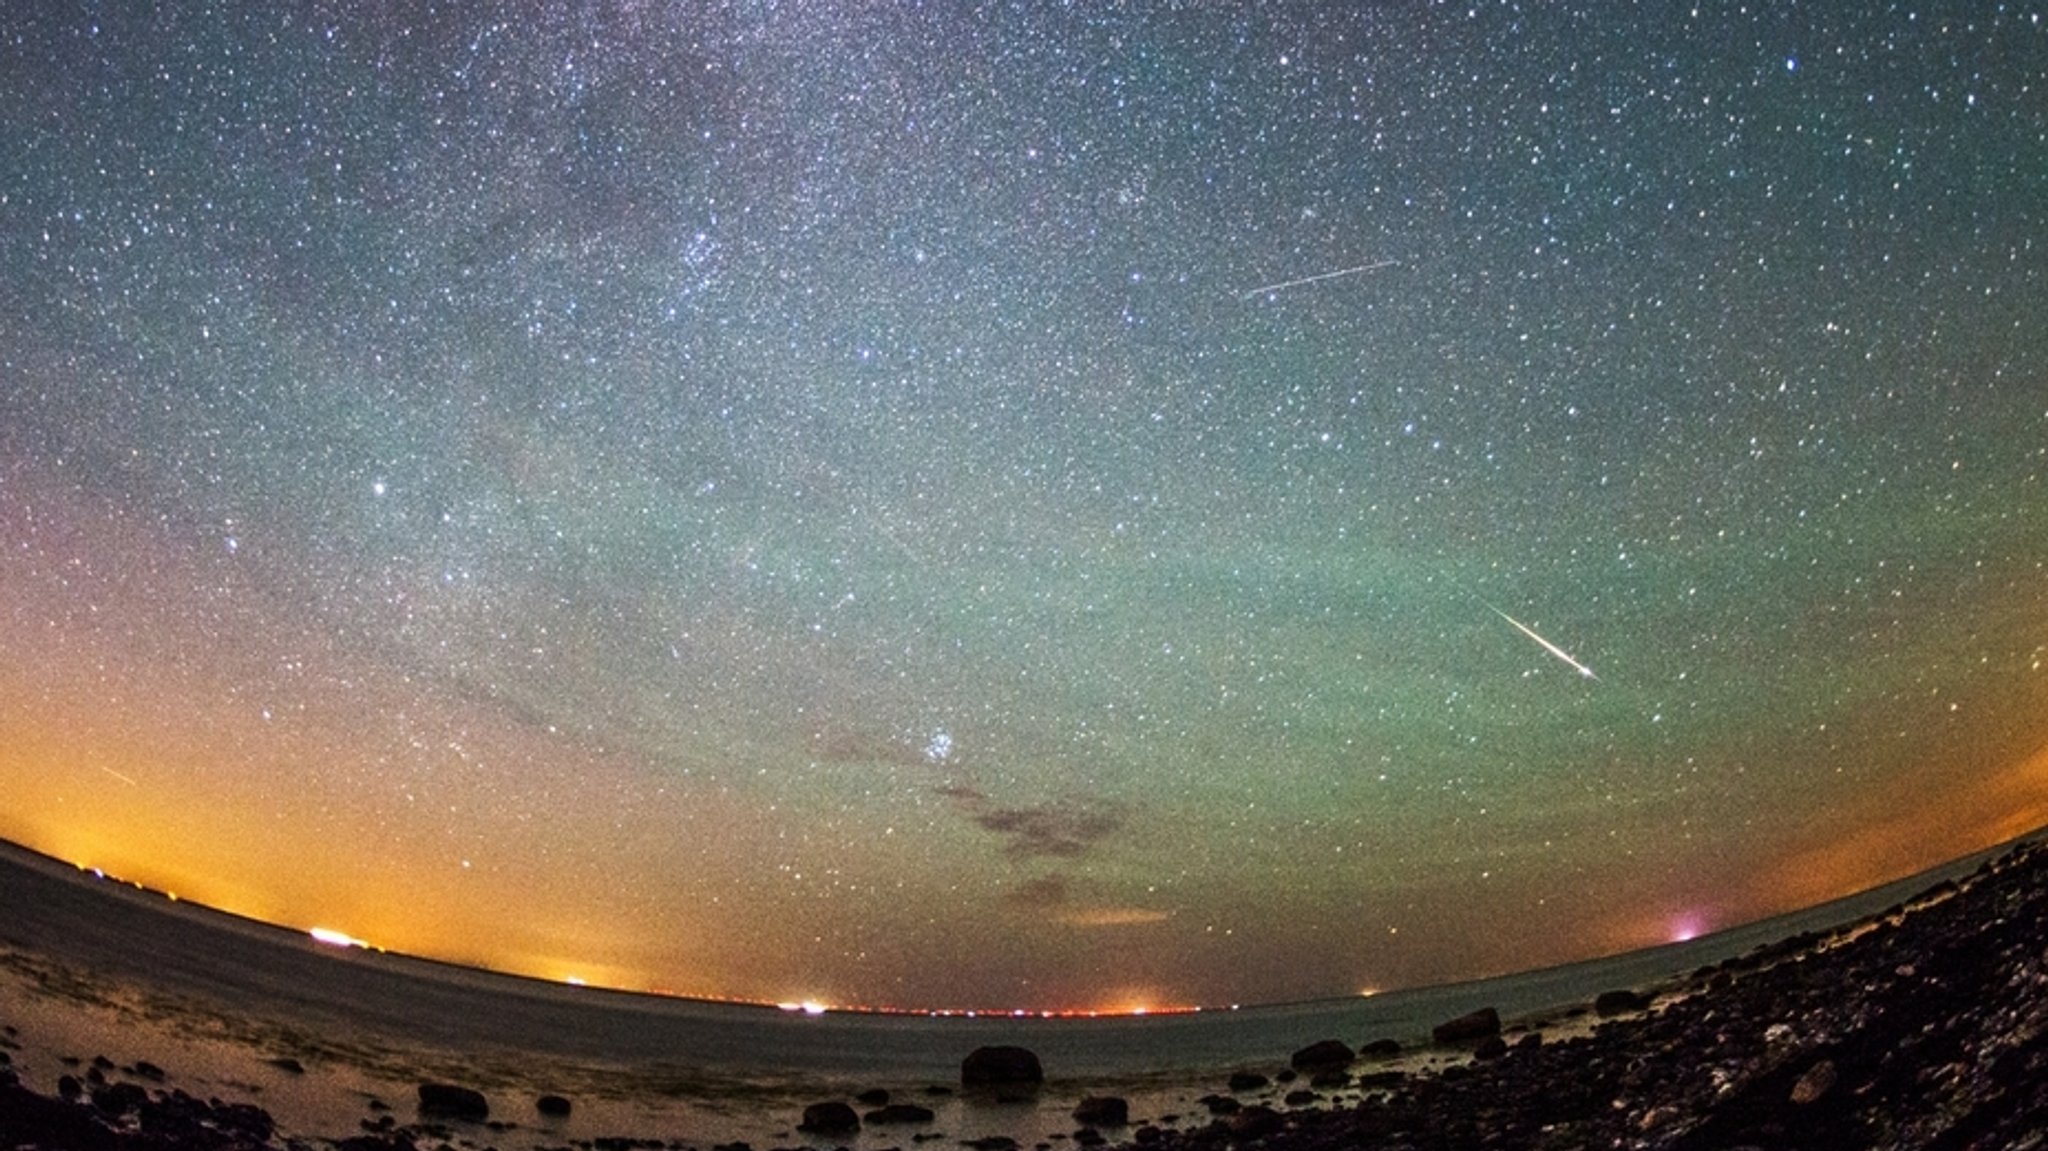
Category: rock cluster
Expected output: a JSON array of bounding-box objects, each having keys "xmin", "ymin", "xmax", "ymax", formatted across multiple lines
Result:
[{"xmin": 1143, "ymin": 836, "xmax": 2048, "ymax": 1151}]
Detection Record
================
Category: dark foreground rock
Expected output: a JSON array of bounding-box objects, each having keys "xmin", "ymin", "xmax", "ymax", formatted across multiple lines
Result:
[
  {"xmin": 415, "ymin": 1081, "xmax": 489, "ymax": 1121},
  {"xmin": 864, "ymin": 1102, "xmax": 936, "ymax": 1125},
  {"xmin": 961, "ymin": 1044, "xmax": 1044, "ymax": 1089},
  {"xmin": 1073, "ymin": 1095, "xmax": 1130, "ymax": 1126},
  {"xmin": 1287, "ymin": 1039, "xmax": 1353, "ymax": 1071},
  {"xmin": 1429, "ymin": 1005, "xmax": 1501, "ymax": 1044},
  {"xmin": 798, "ymin": 1100, "xmax": 860, "ymax": 1135},
  {"xmin": 535, "ymin": 1092, "xmax": 573, "ymax": 1116}
]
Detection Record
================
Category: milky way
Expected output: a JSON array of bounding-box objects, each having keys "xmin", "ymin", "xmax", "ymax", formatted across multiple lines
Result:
[{"xmin": 4, "ymin": 3, "xmax": 2047, "ymax": 1012}]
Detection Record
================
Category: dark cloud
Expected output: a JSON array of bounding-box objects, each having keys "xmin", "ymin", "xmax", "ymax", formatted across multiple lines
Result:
[{"xmin": 973, "ymin": 802, "xmax": 1125, "ymax": 858}]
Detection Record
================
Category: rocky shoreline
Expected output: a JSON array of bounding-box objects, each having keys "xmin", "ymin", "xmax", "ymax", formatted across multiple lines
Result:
[{"xmin": 6, "ymin": 834, "xmax": 2047, "ymax": 1151}]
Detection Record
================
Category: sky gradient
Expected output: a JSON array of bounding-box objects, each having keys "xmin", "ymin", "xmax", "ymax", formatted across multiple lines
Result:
[{"xmin": 4, "ymin": 2, "xmax": 2048, "ymax": 1012}]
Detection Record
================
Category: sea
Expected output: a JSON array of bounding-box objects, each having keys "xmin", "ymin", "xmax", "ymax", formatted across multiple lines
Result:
[{"xmin": 0, "ymin": 835, "xmax": 2021, "ymax": 1149}]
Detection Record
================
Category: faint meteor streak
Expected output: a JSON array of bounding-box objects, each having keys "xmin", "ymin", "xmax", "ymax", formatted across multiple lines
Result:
[
  {"xmin": 99, "ymin": 766, "xmax": 138, "ymax": 786},
  {"xmin": 1484, "ymin": 603, "xmax": 1599, "ymax": 680},
  {"xmin": 1238, "ymin": 259, "xmax": 1397, "ymax": 299}
]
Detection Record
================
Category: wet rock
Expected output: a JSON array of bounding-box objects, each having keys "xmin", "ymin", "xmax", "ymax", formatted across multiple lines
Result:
[
  {"xmin": 1474, "ymin": 1035, "xmax": 1508, "ymax": 1061},
  {"xmin": 536, "ymin": 1093, "xmax": 573, "ymax": 1117},
  {"xmin": 865, "ymin": 1102, "xmax": 936, "ymax": 1125},
  {"xmin": 1790, "ymin": 1058, "xmax": 1838, "ymax": 1104},
  {"xmin": 1432, "ymin": 1006, "xmax": 1502, "ymax": 1044},
  {"xmin": 1594, "ymin": 988, "xmax": 1652, "ymax": 1017},
  {"xmin": 961, "ymin": 1045, "xmax": 1043, "ymax": 1089},
  {"xmin": 1226, "ymin": 1070, "xmax": 1269, "ymax": 1092},
  {"xmin": 856, "ymin": 1086, "xmax": 891, "ymax": 1105},
  {"xmin": 335, "ymin": 1135, "xmax": 421, "ymax": 1151},
  {"xmin": 1359, "ymin": 1038, "xmax": 1403, "ymax": 1060},
  {"xmin": 1073, "ymin": 1096, "xmax": 1129, "ymax": 1126},
  {"xmin": 210, "ymin": 1099, "xmax": 276, "ymax": 1143},
  {"xmin": 269, "ymin": 1056, "xmax": 306, "ymax": 1075},
  {"xmin": 91, "ymin": 1081, "xmax": 148, "ymax": 1116},
  {"xmin": 799, "ymin": 1100, "xmax": 860, "ymax": 1135},
  {"xmin": 1230, "ymin": 1105, "xmax": 1286, "ymax": 1138},
  {"xmin": 416, "ymin": 1082, "xmax": 490, "ymax": 1121},
  {"xmin": 1289, "ymin": 1039, "xmax": 1355, "ymax": 1071},
  {"xmin": 130, "ymin": 1060, "xmax": 166, "ymax": 1081}
]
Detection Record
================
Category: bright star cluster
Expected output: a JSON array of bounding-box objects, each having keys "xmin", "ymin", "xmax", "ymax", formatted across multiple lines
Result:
[{"xmin": 3, "ymin": 3, "xmax": 2047, "ymax": 1011}]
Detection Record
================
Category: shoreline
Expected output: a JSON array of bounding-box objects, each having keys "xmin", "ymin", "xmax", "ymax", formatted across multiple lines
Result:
[
  {"xmin": 0, "ymin": 831, "xmax": 2024, "ymax": 1069},
  {"xmin": 6, "ymin": 830, "xmax": 2047, "ymax": 1148}
]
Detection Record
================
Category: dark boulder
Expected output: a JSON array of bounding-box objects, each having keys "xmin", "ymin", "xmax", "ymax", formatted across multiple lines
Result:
[
  {"xmin": 1226, "ymin": 1070, "xmax": 1269, "ymax": 1092},
  {"xmin": 961, "ymin": 1045, "xmax": 1044, "ymax": 1088},
  {"xmin": 269, "ymin": 1057, "xmax": 306, "ymax": 1075},
  {"xmin": 91, "ymin": 1081, "xmax": 148, "ymax": 1117},
  {"xmin": 1359, "ymin": 1037, "xmax": 1403, "ymax": 1059},
  {"xmin": 536, "ymin": 1094, "xmax": 572, "ymax": 1117},
  {"xmin": 1230, "ymin": 1105, "xmax": 1287, "ymax": 1138},
  {"xmin": 864, "ymin": 1102, "xmax": 936, "ymax": 1125},
  {"xmin": 1073, "ymin": 1096, "xmax": 1129, "ymax": 1126},
  {"xmin": 799, "ymin": 1100, "xmax": 860, "ymax": 1135},
  {"xmin": 417, "ymin": 1082, "xmax": 490, "ymax": 1121},
  {"xmin": 1431, "ymin": 1006, "xmax": 1502, "ymax": 1044},
  {"xmin": 1594, "ymin": 988, "xmax": 1652, "ymax": 1017},
  {"xmin": 1289, "ymin": 1039, "xmax": 1355, "ymax": 1071}
]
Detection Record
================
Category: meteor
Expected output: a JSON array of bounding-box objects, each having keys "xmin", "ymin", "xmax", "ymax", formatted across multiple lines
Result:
[
  {"xmin": 1238, "ymin": 259, "xmax": 1397, "ymax": 299},
  {"xmin": 1484, "ymin": 602, "xmax": 1598, "ymax": 680}
]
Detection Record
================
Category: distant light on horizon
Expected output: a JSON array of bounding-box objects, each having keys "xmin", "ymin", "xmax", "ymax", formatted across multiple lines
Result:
[{"xmin": 309, "ymin": 927, "xmax": 368, "ymax": 949}]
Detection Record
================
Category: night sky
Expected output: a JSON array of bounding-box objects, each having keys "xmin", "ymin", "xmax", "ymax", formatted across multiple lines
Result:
[{"xmin": 5, "ymin": 2, "xmax": 2048, "ymax": 1013}]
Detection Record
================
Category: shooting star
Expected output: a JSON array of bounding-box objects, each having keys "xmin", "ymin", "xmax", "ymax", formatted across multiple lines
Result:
[
  {"xmin": 1238, "ymin": 259, "xmax": 1397, "ymax": 300},
  {"xmin": 99, "ymin": 766, "xmax": 139, "ymax": 786},
  {"xmin": 1483, "ymin": 603, "xmax": 1599, "ymax": 680}
]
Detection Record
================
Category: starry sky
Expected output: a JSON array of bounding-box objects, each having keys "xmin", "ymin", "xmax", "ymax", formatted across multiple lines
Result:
[{"xmin": 4, "ymin": 2, "xmax": 2048, "ymax": 1013}]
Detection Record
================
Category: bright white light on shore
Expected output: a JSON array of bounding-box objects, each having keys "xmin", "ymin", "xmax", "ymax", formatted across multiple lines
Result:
[
  {"xmin": 777, "ymin": 1000, "xmax": 827, "ymax": 1015},
  {"xmin": 309, "ymin": 927, "xmax": 367, "ymax": 948},
  {"xmin": 564, "ymin": 975, "xmax": 587, "ymax": 986}
]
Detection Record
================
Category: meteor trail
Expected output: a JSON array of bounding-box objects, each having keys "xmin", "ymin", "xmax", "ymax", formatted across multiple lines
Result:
[
  {"xmin": 1484, "ymin": 603, "xmax": 1599, "ymax": 680},
  {"xmin": 1238, "ymin": 259, "xmax": 1396, "ymax": 299}
]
